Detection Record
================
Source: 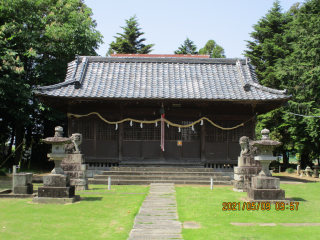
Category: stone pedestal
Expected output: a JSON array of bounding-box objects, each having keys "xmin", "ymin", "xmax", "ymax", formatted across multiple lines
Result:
[
  {"xmin": 313, "ymin": 166, "xmax": 320, "ymax": 178},
  {"xmin": 247, "ymin": 176, "xmax": 285, "ymax": 200},
  {"xmin": 33, "ymin": 174, "xmax": 78, "ymax": 204},
  {"xmin": 13, "ymin": 173, "xmax": 33, "ymax": 194},
  {"xmin": 233, "ymin": 156, "xmax": 261, "ymax": 192},
  {"xmin": 61, "ymin": 154, "xmax": 88, "ymax": 191}
]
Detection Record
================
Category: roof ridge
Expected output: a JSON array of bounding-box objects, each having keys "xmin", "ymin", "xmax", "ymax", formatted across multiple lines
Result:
[{"xmin": 245, "ymin": 62, "xmax": 287, "ymax": 95}]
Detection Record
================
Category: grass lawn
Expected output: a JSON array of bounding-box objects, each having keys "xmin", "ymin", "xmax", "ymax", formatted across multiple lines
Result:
[
  {"xmin": 176, "ymin": 182, "xmax": 320, "ymax": 240},
  {"xmin": 0, "ymin": 185, "xmax": 149, "ymax": 240}
]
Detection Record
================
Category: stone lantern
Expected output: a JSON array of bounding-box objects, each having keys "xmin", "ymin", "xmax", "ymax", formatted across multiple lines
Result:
[
  {"xmin": 247, "ymin": 129, "xmax": 286, "ymax": 202},
  {"xmin": 33, "ymin": 126, "xmax": 79, "ymax": 204},
  {"xmin": 42, "ymin": 126, "xmax": 71, "ymax": 174}
]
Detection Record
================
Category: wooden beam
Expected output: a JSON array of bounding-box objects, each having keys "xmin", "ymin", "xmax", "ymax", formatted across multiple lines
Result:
[
  {"xmin": 119, "ymin": 105, "xmax": 124, "ymax": 162},
  {"xmin": 200, "ymin": 109, "xmax": 206, "ymax": 163}
]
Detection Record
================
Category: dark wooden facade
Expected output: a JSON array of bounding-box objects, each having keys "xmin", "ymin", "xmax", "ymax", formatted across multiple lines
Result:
[{"xmin": 41, "ymin": 97, "xmax": 285, "ymax": 167}]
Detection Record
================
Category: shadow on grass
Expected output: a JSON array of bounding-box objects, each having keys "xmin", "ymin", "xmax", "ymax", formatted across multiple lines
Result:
[
  {"xmin": 279, "ymin": 176, "xmax": 319, "ymax": 183},
  {"xmin": 291, "ymin": 197, "xmax": 307, "ymax": 202},
  {"xmin": 89, "ymin": 188, "xmax": 109, "ymax": 191},
  {"xmin": 81, "ymin": 197, "xmax": 103, "ymax": 201}
]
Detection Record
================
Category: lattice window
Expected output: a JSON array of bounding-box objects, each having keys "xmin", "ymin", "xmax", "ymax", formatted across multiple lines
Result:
[
  {"xmin": 142, "ymin": 123, "xmax": 161, "ymax": 140},
  {"xmin": 205, "ymin": 121, "xmax": 253, "ymax": 142},
  {"xmin": 96, "ymin": 120, "xmax": 118, "ymax": 140},
  {"xmin": 123, "ymin": 121, "xmax": 142, "ymax": 140},
  {"xmin": 205, "ymin": 121, "xmax": 225, "ymax": 142},
  {"xmin": 165, "ymin": 124, "xmax": 181, "ymax": 140},
  {"xmin": 181, "ymin": 121, "xmax": 200, "ymax": 141},
  {"xmin": 72, "ymin": 118, "xmax": 94, "ymax": 139}
]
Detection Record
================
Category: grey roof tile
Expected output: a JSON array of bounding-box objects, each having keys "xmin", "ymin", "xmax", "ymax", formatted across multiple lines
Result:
[{"xmin": 35, "ymin": 56, "xmax": 289, "ymax": 101}]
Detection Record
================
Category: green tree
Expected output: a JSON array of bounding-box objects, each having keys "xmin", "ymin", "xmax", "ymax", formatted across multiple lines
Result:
[
  {"xmin": 0, "ymin": 0, "xmax": 103, "ymax": 165},
  {"xmin": 109, "ymin": 15, "xmax": 154, "ymax": 54},
  {"xmin": 243, "ymin": 1, "xmax": 294, "ymax": 168},
  {"xmin": 274, "ymin": 0, "xmax": 320, "ymax": 168},
  {"xmin": 199, "ymin": 40, "xmax": 226, "ymax": 58},
  {"xmin": 248, "ymin": 0, "xmax": 320, "ymax": 168},
  {"xmin": 244, "ymin": 0, "xmax": 292, "ymax": 88},
  {"xmin": 174, "ymin": 38, "xmax": 198, "ymax": 54}
]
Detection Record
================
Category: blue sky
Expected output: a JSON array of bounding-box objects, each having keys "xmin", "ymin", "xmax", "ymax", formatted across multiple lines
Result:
[{"xmin": 84, "ymin": 0, "xmax": 302, "ymax": 58}]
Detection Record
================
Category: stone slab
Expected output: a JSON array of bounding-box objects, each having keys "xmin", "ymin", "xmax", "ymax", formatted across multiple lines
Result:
[
  {"xmin": 238, "ymin": 157, "xmax": 261, "ymax": 167},
  {"xmin": 32, "ymin": 195, "xmax": 80, "ymax": 204},
  {"xmin": 128, "ymin": 234, "xmax": 182, "ymax": 239},
  {"xmin": 74, "ymin": 185, "xmax": 88, "ymax": 191},
  {"xmin": 62, "ymin": 154, "xmax": 85, "ymax": 164},
  {"xmin": 231, "ymin": 222, "xmax": 256, "ymax": 226},
  {"xmin": 64, "ymin": 171, "xmax": 87, "ymax": 178},
  {"xmin": 135, "ymin": 220, "xmax": 181, "ymax": 224},
  {"xmin": 135, "ymin": 216, "xmax": 178, "ymax": 220},
  {"xmin": 43, "ymin": 174, "xmax": 70, "ymax": 187},
  {"xmin": 247, "ymin": 188, "xmax": 285, "ymax": 200},
  {"xmin": 233, "ymin": 181, "xmax": 251, "ymax": 191},
  {"xmin": 70, "ymin": 178, "xmax": 87, "ymax": 185},
  {"xmin": 0, "ymin": 193, "xmax": 37, "ymax": 198},
  {"xmin": 61, "ymin": 163, "xmax": 88, "ymax": 171},
  {"xmin": 13, "ymin": 185, "xmax": 33, "ymax": 194},
  {"xmin": 130, "ymin": 229, "xmax": 182, "ymax": 234},
  {"xmin": 251, "ymin": 176, "xmax": 280, "ymax": 189},
  {"xmin": 38, "ymin": 186, "xmax": 75, "ymax": 198},
  {"xmin": 234, "ymin": 167, "xmax": 261, "ymax": 175},
  {"xmin": 258, "ymin": 223, "xmax": 277, "ymax": 226},
  {"xmin": 13, "ymin": 173, "xmax": 33, "ymax": 187},
  {"xmin": 279, "ymin": 223, "xmax": 320, "ymax": 226},
  {"xmin": 133, "ymin": 224, "xmax": 181, "ymax": 229}
]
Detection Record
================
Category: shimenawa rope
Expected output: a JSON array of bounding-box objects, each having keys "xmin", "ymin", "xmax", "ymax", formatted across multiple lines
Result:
[{"xmin": 67, "ymin": 112, "xmax": 257, "ymax": 130}]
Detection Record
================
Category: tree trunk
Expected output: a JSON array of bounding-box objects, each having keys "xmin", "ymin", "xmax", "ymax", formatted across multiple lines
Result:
[
  {"xmin": 5, "ymin": 124, "xmax": 15, "ymax": 163},
  {"xmin": 282, "ymin": 149, "xmax": 289, "ymax": 168},
  {"xmin": 14, "ymin": 120, "xmax": 23, "ymax": 165}
]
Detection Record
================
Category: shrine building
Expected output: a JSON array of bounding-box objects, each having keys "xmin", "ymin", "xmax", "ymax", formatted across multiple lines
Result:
[{"xmin": 35, "ymin": 54, "xmax": 289, "ymax": 170}]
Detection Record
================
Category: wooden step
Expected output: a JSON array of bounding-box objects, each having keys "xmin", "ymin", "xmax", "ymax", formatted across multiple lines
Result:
[
  {"xmin": 110, "ymin": 167, "xmax": 215, "ymax": 172},
  {"xmin": 89, "ymin": 179, "xmax": 232, "ymax": 185},
  {"xmin": 94, "ymin": 175, "xmax": 230, "ymax": 181},
  {"xmin": 102, "ymin": 171, "xmax": 222, "ymax": 176}
]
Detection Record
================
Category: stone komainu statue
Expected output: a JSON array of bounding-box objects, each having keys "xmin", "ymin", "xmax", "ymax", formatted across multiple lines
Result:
[
  {"xmin": 239, "ymin": 136, "xmax": 259, "ymax": 157},
  {"xmin": 65, "ymin": 133, "xmax": 83, "ymax": 154}
]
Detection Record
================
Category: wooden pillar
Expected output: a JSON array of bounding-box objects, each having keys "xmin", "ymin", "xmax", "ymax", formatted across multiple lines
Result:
[
  {"xmin": 252, "ymin": 104, "xmax": 256, "ymax": 140},
  {"xmin": 118, "ymin": 106, "xmax": 123, "ymax": 162},
  {"xmin": 200, "ymin": 110, "xmax": 206, "ymax": 163},
  {"xmin": 68, "ymin": 103, "xmax": 72, "ymax": 137},
  {"xmin": 94, "ymin": 120, "xmax": 97, "ymax": 158}
]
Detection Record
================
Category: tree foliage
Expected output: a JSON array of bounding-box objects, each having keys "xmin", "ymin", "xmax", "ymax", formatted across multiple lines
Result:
[
  {"xmin": 174, "ymin": 37, "xmax": 198, "ymax": 54},
  {"xmin": 109, "ymin": 15, "xmax": 154, "ymax": 54},
  {"xmin": 199, "ymin": 40, "xmax": 226, "ymax": 58},
  {"xmin": 247, "ymin": 0, "xmax": 320, "ymax": 168},
  {"xmin": 244, "ymin": 0, "xmax": 292, "ymax": 88},
  {"xmin": 0, "ymin": 0, "xmax": 103, "ymax": 166}
]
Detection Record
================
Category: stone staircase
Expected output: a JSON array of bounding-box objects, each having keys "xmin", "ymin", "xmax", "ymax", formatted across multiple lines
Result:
[{"xmin": 88, "ymin": 167, "xmax": 232, "ymax": 185}]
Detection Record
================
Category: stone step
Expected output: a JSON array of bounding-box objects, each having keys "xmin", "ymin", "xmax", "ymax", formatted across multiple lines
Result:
[
  {"xmin": 102, "ymin": 171, "xmax": 222, "ymax": 176},
  {"xmin": 94, "ymin": 175, "xmax": 230, "ymax": 181},
  {"xmin": 111, "ymin": 167, "xmax": 214, "ymax": 172},
  {"xmin": 88, "ymin": 179, "xmax": 232, "ymax": 185}
]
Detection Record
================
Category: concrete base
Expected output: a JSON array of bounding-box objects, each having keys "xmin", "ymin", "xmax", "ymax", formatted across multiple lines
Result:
[
  {"xmin": 13, "ymin": 184, "xmax": 33, "ymax": 194},
  {"xmin": 233, "ymin": 181, "xmax": 251, "ymax": 192},
  {"xmin": 32, "ymin": 195, "xmax": 80, "ymax": 204},
  {"xmin": 38, "ymin": 186, "xmax": 75, "ymax": 198},
  {"xmin": 247, "ymin": 188, "xmax": 285, "ymax": 201}
]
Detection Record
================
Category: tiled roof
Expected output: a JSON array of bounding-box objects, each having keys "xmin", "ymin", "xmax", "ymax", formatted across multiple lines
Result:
[{"xmin": 35, "ymin": 56, "xmax": 289, "ymax": 101}]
